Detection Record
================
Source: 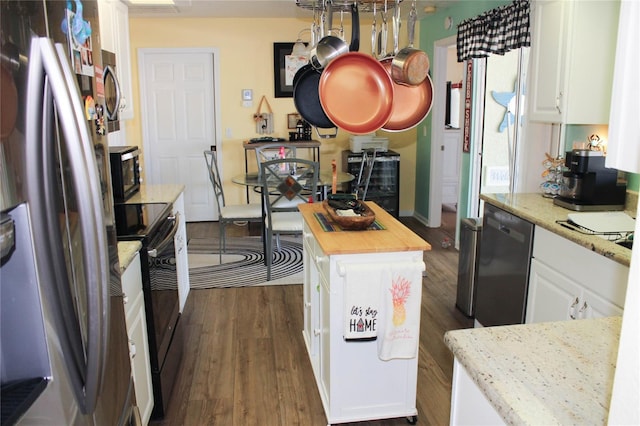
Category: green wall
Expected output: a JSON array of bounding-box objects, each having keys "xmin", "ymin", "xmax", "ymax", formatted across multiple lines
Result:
[{"xmin": 415, "ymin": 1, "xmax": 510, "ymax": 220}]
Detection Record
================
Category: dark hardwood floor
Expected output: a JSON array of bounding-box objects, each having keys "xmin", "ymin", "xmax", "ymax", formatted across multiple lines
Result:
[{"xmin": 151, "ymin": 212, "xmax": 473, "ymax": 425}]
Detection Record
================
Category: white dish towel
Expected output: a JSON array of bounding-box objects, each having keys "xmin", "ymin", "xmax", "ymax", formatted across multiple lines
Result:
[
  {"xmin": 342, "ymin": 263, "xmax": 383, "ymax": 340},
  {"xmin": 377, "ymin": 261, "xmax": 425, "ymax": 361}
]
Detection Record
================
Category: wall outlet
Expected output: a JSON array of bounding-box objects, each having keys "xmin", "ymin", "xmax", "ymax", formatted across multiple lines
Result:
[
  {"xmin": 225, "ymin": 128, "xmax": 232, "ymax": 138},
  {"xmin": 242, "ymin": 100, "xmax": 252, "ymax": 108}
]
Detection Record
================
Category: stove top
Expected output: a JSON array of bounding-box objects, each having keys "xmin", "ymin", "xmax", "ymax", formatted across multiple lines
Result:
[{"xmin": 114, "ymin": 203, "xmax": 171, "ymax": 239}]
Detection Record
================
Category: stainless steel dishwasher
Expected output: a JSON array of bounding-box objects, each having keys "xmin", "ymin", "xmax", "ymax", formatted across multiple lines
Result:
[{"xmin": 474, "ymin": 203, "xmax": 534, "ymax": 327}]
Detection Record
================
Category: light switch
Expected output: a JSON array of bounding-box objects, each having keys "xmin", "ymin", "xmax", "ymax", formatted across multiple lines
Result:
[{"xmin": 242, "ymin": 89, "xmax": 253, "ymax": 101}]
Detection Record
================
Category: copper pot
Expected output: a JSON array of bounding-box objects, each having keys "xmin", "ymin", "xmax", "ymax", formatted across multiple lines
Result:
[{"xmin": 390, "ymin": 0, "xmax": 429, "ymax": 86}]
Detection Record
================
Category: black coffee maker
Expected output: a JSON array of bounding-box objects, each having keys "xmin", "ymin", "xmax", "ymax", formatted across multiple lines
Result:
[{"xmin": 553, "ymin": 149, "xmax": 626, "ymax": 211}]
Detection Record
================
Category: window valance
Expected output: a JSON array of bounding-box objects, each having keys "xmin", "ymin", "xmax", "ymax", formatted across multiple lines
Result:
[{"xmin": 457, "ymin": 0, "xmax": 531, "ymax": 62}]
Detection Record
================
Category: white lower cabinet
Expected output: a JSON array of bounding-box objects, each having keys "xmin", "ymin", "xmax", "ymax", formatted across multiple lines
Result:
[
  {"xmin": 173, "ymin": 192, "xmax": 190, "ymax": 312},
  {"xmin": 122, "ymin": 253, "xmax": 154, "ymax": 425},
  {"xmin": 450, "ymin": 359, "xmax": 504, "ymax": 426},
  {"xmin": 302, "ymin": 223, "xmax": 421, "ymax": 424},
  {"xmin": 526, "ymin": 227, "xmax": 628, "ymax": 323}
]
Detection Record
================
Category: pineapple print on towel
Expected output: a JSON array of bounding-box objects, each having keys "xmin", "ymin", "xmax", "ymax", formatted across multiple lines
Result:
[
  {"xmin": 378, "ymin": 264, "xmax": 423, "ymax": 361},
  {"xmin": 390, "ymin": 276, "xmax": 411, "ymax": 326}
]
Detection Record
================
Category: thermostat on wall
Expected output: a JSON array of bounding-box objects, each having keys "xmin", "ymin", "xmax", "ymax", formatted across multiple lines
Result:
[{"xmin": 242, "ymin": 89, "xmax": 253, "ymax": 101}]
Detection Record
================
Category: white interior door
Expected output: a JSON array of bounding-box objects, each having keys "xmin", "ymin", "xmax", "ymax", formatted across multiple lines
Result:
[
  {"xmin": 442, "ymin": 129, "xmax": 462, "ymax": 205},
  {"xmin": 138, "ymin": 48, "xmax": 221, "ymax": 222}
]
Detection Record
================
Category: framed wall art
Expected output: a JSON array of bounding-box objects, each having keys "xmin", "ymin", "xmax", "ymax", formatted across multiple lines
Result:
[{"xmin": 274, "ymin": 42, "xmax": 307, "ymax": 98}]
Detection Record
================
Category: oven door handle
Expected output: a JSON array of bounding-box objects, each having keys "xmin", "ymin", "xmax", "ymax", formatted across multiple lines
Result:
[{"xmin": 148, "ymin": 212, "xmax": 180, "ymax": 258}]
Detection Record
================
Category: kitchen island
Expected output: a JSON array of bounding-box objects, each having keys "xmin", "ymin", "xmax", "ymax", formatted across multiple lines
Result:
[
  {"xmin": 445, "ymin": 316, "xmax": 621, "ymax": 425},
  {"xmin": 298, "ymin": 202, "xmax": 431, "ymax": 425}
]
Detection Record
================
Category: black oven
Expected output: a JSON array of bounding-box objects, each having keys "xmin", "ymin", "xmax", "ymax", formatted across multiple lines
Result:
[{"xmin": 114, "ymin": 202, "xmax": 183, "ymax": 419}]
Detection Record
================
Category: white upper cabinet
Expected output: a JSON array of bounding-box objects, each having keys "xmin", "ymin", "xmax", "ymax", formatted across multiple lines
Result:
[
  {"xmin": 98, "ymin": 0, "xmax": 134, "ymax": 120},
  {"xmin": 605, "ymin": 0, "xmax": 640, "ymax": 173},
  {"xmin": 528, "ymin": 0, "xmax": 620, "ymax": 124}
]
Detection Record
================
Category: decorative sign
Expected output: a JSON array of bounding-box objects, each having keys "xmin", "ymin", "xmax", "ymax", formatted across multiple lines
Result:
[{"xmin": 463, "ymin": 59, "xmax": 473, "ymax": 153}]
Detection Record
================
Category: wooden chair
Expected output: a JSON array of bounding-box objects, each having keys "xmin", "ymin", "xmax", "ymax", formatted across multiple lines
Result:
[
  {"xmin": 260, "ymin": 157, "xmax": 319, "ymax": 281},
  {"xmin": 204, "ymin": 150, "xmax": 263, "ymax": 262}
]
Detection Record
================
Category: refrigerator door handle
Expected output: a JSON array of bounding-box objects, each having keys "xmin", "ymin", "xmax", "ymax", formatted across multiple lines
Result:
[
  {"xmin": 26, "ymin": 36, "xmax": 96, "ymax": 412},
  {"xmin": 39, "ymin": 37, "xmax": 110, "ymax": 414}
]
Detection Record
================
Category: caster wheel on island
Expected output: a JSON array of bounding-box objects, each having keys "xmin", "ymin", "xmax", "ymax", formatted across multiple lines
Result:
[{"xmin": 406, "ymin": 415, "xmax": 418, "ymax": 424}]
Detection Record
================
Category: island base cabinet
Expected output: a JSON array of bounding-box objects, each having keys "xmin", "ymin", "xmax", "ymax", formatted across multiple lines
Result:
[
  {"xmin": 303, "ymin": 223, "xmax": 421, "ymax": 424},
  {"xmin": 302, "ymin": 235, "xmax": 320, "ymax": 378}
]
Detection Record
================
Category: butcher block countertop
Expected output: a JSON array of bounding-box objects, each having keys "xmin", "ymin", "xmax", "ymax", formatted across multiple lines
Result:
[
  {"xmin": 481, "ymin": 193, "xmax": 634, "ymax": 266},
  {"xmin": 445, "ymin": 316, "xmax": 621, "ymax": 425},
  {"xmin": 298, "ymin": 201, "xmax": 431, "ymax": 255}
]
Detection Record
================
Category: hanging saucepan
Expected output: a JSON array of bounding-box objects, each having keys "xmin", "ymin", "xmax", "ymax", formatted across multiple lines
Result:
[
  {"xmin": 391, "ymin": 0, "xmax": 429, "ymax": 86},
  {"xmin": 318, "ymin": 52, "xmax": 394, "ymax": 135},
  {"xmin": 309, "ymin": 2, "xmax": 359, "ymax": 70}
]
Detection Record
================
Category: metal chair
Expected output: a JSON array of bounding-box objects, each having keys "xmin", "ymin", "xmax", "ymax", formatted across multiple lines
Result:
[
  {"xmin": 253, "ymin": 143, "xmax": 298, "ymax": 177},
  {"xmin": 260, "ymin": 157, "xmax": 319, "ymax": 281},
  {"xmin": 204, "ymin": 150, "xmax": 263, "ymax": 262}
]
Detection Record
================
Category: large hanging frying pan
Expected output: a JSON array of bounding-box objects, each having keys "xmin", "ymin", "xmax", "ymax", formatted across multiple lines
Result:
[
  {"xmin": 318, "ymin": 52, "xmax": 394, "ymax": 135},
  {"xmin": 381, "ymin": 58, "xmax": 433, "ymax": 132},
  {"xmin": 293, "ymin": 64, "xmax": 338, "ymax": 138}
]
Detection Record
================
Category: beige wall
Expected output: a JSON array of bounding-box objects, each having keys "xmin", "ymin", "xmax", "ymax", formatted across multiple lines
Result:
[{"xmin": 126, "ymin": 16, "xmax": 417, "ymax": 212}]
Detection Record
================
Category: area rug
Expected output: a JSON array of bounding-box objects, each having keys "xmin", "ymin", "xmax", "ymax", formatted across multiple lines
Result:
[{"xmin": 187, "ymin": 236, "xmax": 303, "ymax": 288}]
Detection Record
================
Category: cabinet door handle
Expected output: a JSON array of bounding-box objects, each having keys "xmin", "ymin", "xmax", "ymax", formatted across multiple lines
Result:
[
  {"xmin": 569, "ymin": 297, "xmax": 579, "ymax": 319},
  {"xmin": 305, "ymin": 302, "xmax": 311, "ymax": 308},
  {"xmin": 313, "ymin": 328, "xmax": 321, "ymax": 336},
  {"xmin": 129, "ymin": 339, "xmax": 136, "ymax": 358},
  {"xmin": 578, "ymin": 301, "xmax": 588, "ymax": 319},
  {"xmin": 556, "ymin": 91, "xmax": 563, "ymax": 114}
]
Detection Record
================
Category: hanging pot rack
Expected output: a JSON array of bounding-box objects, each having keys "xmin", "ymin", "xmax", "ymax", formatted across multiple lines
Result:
[{"xmin": 296, "ymin": 0, "xmax": 402, "ymax": 13}]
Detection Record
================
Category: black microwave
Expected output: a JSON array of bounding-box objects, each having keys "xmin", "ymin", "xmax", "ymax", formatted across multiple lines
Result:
[{"xmin": 109, "ymin": 146, "xmax": 141, "ymax": 202}]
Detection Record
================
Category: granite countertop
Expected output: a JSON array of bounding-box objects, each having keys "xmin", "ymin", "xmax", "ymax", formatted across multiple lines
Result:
[
  {"xmin": 298, "ymin": 201, "xmax": 431, "ymax": 255},
  {"xmin": 125, "ymin": 184, "xmax": 185, "ymax": 205},
  {"xmin": 444, "ymin": 316, "xmax": 621, "ymax": 425},
  {"xmin": 118, "ymin": 241, "xmax": 142, "ymax": 273},
  {"xmin": 481, "ymin": 193, "xmax": 635, "ymax": 266}
]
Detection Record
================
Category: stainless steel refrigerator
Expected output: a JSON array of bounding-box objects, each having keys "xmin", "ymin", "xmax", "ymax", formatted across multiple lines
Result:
[{"xmin": 1, "ymin": 1, "xmax": 138, "ymax": 424}]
